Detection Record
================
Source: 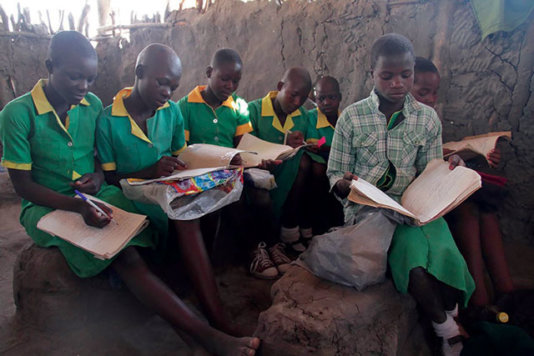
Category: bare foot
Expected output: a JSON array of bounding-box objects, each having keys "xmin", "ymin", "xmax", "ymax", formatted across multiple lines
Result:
[{"xmin": 204, "ymin": 331, "xmax": 261, "ymax": 356}]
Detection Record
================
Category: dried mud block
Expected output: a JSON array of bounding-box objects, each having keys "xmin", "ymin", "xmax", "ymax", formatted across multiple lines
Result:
[
  {"xmin": 12, "ymin": 243, "xmax": 147, "ymax": 332},
  {"xmin": 255, "ymin": 265, "xmax": 428, "ymax": 356}
]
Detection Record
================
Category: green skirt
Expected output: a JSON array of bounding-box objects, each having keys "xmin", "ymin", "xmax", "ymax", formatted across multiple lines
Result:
[
  {"xmin": 20, "ymin": 184, "xmax": 158, "ymax": 278},
  {"xmin": 388, "ymin": 217, "xmax": 475, "ymax": 307}
]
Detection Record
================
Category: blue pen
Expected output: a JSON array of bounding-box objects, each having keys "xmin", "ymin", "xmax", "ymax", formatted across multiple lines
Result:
[{"xmin": 74, "ymin": 189, "xmax": 117, "ymax": 224}]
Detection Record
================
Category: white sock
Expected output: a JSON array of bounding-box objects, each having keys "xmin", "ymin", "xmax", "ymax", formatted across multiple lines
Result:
[
  {"xmin": 300, "ymin": 227, "xmax": 313, "ymax": 239},
  {"xmin": 432, "ymin": 314, "xmax": 463, "ymax": 356},
  {"xmin": 280, "ymin": 226, "xmax": 300, "ymax": 243},
  {"xmin": 445, "ymin": 304, "xmax": 458, "ymax": 318}
]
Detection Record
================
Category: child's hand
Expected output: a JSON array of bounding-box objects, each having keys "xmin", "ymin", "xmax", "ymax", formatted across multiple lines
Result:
[
  {"xmin": 70, "ymin": 173, "xmax": 103, "ymax": 195},
  {"xmin": 334, "ymin": 172, "xmax": 358, "ymax": 199},
  {"xmin": 306, "ymin": 144, "xmax": 320, "ymax": 153},
  {"xmin": 287, "ymin": 131, "xmax": 305, "ymax": 148},
  {"xmin": 152, "ymin": 156, "xmax": 187, "ymax": 177},
  {"xmin": 487, "ymin": 148, "xmax": 501, "ymax": 168},
  {"xmin": 258, "ymin": 159, "xmax": 283, "ymax": 171},
  {"xmin": 230, "ymin": 153, "xmax": 243, "ymax": 166},
  {"xmin": 79, "ymin": 201, "xmax": 112, "ymax": 228},
  {"xmin": 447, "ymin": 154, "xmax": 466, "ymax": 170}
]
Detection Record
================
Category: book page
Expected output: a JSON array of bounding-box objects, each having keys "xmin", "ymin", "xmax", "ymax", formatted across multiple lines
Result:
[
  {"xmin": 37, "ymin": 196, "xmax": 148, "ymax": 259},
  {"xmin": 401, "ymin": 159, "xmax": 481, "ymax": 224},
  {"xmin": 443, "ymin": 131, "xmax": 511, "ymax": 162},
  {"xmin": 348, "ymin": 178, "xmax": 416, "ymax": 219},
  {"xmin": 237, "ymin": 133, "xmax": 294, "ymax": 167},
  {"xmin": 178, "ymin": 144, "xmax": 244, "ymax": 169}
]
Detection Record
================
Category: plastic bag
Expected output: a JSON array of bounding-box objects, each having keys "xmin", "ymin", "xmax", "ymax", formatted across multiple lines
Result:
[
  {"xmin": 298, "ymin": 207, "xmax": 397, "ymax": 290},
  {"xmin": 120, "ymin": 168, "xmax": 243, "ymax": 220},
  {"xmin": 243, "ymin": 168, "xmax": 277, "ymax": 190}
]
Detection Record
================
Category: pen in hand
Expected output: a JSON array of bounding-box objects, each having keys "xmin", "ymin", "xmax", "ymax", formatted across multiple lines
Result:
[{"xmin": 74, "ymin": 189, "xmax": 118, "ymax": 225}]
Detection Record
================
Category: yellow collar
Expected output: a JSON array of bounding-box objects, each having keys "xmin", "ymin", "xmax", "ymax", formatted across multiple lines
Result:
[
  {"xmin": 31, "ymin": 79, "xmax": 90, "ymax": 115},
  {"xmin": 187, "ymin": 85, "xmax": 236, "ymax": 109},
  {"xmin": 316, "ymin": 108, "xmax": 337, "ymax": 129},
  {"xmin": 260, "ymin": 91, "xmax": 302, "ymax": 134},
  {"xmin": 110, "ymin": 87, "xmax": 170, "ymax": 144}
]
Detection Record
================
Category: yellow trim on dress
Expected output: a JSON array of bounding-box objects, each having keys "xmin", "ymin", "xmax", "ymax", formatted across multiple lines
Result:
[
  {"xmin": 235, "ymin": 122, "xmax": 253, "ymax": 136},
  {"xmin": 186, "ymin": 85, "xmax": 235, "ymax": 109},
  {"xmin": 1, "ymin": 160, "xmax": 32, "ymax": 170},
  {"xmin": 316, "ymin": 108, "xmax": 337, "ymax": 129},
  {"xmin": 110, "ymin": 87, "xmax": 170, "ymax": 144},
  {"xmin": 260, "ymin": 91, "xmax": 302, "ymax": 134},
  {"xmin": 306, "ymin": 138, "xmax": 319, "ymax": 144},
  {"xmin": 172, "ymin": 144, "xmax": 188, "ymax": 156},
  {"xmin": 184, "ymin": 130, "xmax": 190, "ymax": 142},
  {"xmin": 72, "ymin": 171, "xmax": 82, "ymax": 180},
  {"xmin": 101, "ymin": 162, "xmax": 117, "ymax": 171}
]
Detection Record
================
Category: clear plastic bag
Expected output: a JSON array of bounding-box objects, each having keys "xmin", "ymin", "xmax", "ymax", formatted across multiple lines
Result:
[
  {"xmin": 120, "ymin": 169, "xmax": 243, "ymax": 221},
  {"xmin": 298, "ymin": 207, "xmax": 397, "ymax": 290}
]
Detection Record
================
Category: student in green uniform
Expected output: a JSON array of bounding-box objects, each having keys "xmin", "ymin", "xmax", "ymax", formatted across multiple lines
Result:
[
  {"xmin": 247, "ymin": 67, "xmax": 314, "ymax": 277},
  {"xmin": 178, "ymin": 48, "xmax": 252, "ymax": 148},
  {"xmin": 306, "ymin": 76, "xmax": 344, "ymax": 232},
  {"xmin": 327, "ymin": 34, "xmax": 474, "ymax": 356},
  {"xmin": 95, "ymin": 44, "xmax": 259, "ymax": 354}
]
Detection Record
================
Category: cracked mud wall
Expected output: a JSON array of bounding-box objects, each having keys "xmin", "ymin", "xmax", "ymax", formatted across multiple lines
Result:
[{"xmin": 1, "ymin": 0, "xmax": 533, "ymax": 243}]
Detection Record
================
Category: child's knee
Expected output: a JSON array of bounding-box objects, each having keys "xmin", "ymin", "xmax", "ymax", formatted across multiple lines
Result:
[
  {"xmin": 311, "ymin": 162, "xmax": 326, "ymax": 178},
  {"xmin": 299, "ymin": 153, "xmax": 312, "ymax": 172}
]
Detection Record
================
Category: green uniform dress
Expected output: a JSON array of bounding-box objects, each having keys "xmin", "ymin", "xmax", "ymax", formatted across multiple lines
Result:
[
  {"xmin": 178, "ymin": 85, "xmax": 252, "ymax": 147},
  {"xmin": 96, "ymin": 87, "xmax": 187, "ymax": 242},
  {"xmin": 248, "ymin": 91, "xmax": 310, "ymax": 216},
  {"xmin": 0, "ymin": 80, "xmax": 156, "ymax": 278},
  {"xmin": 306, "ymin": 107, "xmax": 337, "ymax": 162},
  {"xmin": 327, "ymin": 90, "xmax": 475, "ymax": 306}
]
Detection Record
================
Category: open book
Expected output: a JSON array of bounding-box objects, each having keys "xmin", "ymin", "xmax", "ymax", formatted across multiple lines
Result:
[
  {"xmin": 37, "ymin": 195, "xmax": 149, "ymax": 259},
  {"xmin": 127, "ymin": 144, "xmax": 246, "ymax": 186},
  {"xmin": 443, "ymin": 131, "xmax": 511, "ymax": 163},
  {"xmin": 348, "ymin": 159, "xmax": 482, "ymax": 226},
  {"xmin": 236, "ymin": 133, "xmax": 312, "ymax": 167}
]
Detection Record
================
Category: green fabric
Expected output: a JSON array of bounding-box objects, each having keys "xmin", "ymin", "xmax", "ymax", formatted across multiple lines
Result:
[
  {"xmin": 471, "ymin": 0, "xmax": 534, "ymax": 39},
  {"xmin": 96, "ymin": 87, "xmax": 186, "ymax": 174},
  {"xmin": 0, "ymin": 80, "xmax": 102, "ymax": 215},
  {"xmin": 20, "ymin": 184, "xmax": 157, "ymax": 278},
  {"xmin": 306, "ymin": 108, "xmax": 335, "ymax": 146},
  {"xmin": 247, "ymin": 91, "xmax": 309, "ymax": 144},
  {"xmin": 327, "ymin": 90, "xmax": 443, "ymax": 222},
  {"xmin": 388, "ymin": 217, "xmax": 475, "ymax": 306},
  {"xmin": 269, "ymin": 150, "xmax": 305, "ymax": 218},
  {"xmin": 462, "ymin": 321, "xmax": 534, "ymax": 355},
  {"xmin": 178, "ymin": 86, "xmax": 252, "ymax": 148}
]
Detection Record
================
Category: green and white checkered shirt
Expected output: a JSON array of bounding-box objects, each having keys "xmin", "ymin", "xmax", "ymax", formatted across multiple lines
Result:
[{"xmin": 327, "ymin": 90, "xmax": 443, "ymax": 223}]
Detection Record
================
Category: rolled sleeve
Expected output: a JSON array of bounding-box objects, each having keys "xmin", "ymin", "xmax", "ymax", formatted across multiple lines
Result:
[{"xmin": 95, "ymin": 115, "xmax": 116, "ymax": 171}]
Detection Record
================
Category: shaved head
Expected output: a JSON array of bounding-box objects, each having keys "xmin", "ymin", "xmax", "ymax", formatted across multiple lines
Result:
[
  {"xmin": 316, "ymin": 76, "xmax": 340, "ymax": 93},
  {"xmin": 210, "ymin": 48, "xmax": 242, "ymax": 68},
  {"xmin": 281, "ymin": 67, "xmax": 312, "ymax": 92},
  {"xmin": 47, "ymin": 30, "xmax": 96, "ymax": 66},
  {"xmin": 136, "ymin": 43, "xmax": 182, "ymax": 77}
]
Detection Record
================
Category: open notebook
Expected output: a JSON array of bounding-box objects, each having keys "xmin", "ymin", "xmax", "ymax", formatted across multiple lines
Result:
[
  {"xmin": 348, "ymin": 159, "xmax": 482, "ymax": 226},
  {"xmin": 443, "ymin": 131, "xmax": 511, "ymax": 164},
  {"xmin": 37, "ymin": 195, "xmax": 149, "ymax": 259},
  {"xmin": 236, "ymin": 133, "xmax": 311, "ymax": 167}
]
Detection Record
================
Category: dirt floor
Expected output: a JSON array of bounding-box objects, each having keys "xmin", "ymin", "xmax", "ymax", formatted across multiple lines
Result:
[{"xmin": 1, "ymin": 170, "xmax": 533, "ymax": 355}]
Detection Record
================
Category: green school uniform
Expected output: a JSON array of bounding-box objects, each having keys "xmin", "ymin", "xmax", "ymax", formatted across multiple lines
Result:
[
  {"xmin": 306, "ymin": 107, "xmax": 336, "ymax": 147},
  {"xmin": 248, "ymin": 91, "xmax": 310, "ymax": 216},
  {"xmin": 0, "ymin": 80, "xmax": 156, "ymax": 278},
  {"xmin": 178, "ymin": 85, "xmax": 252, "ymax": 148},
  {"xmin": 96, "ymin": 87, "xmax": 187, "ymax": 240}
]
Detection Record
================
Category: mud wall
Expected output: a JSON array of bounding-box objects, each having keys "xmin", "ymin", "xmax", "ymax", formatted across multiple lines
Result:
[{"xmin": 1, "ymin": 0, "xmax": 533, "ymax": 244}]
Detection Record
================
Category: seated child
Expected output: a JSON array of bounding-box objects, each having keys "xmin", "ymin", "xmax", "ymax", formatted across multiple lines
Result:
[
  {"xmin": 246, "ymin": 67, "xmax": 314, "ymax": 277},
  {"xmin": 327, "ymin": 34, "xmax": 475, "ymax": 356},
  {"xmin": 95, "ymin": 43, "xmax": 252, "ymax": 343},
  {"xmin": 306, "ymin": 76, "xmax": 344, "ymax": 232},
  {"xmin": 178, "ymin": 48, "xmax": 252, "ymax": 148},
  {"xmin": 0, "ymin": 33, "xmax": 258, "ymax": 356},
  {"xmin": 411, "ymin": 56, "xmax": 515, "ymax": 308}
]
